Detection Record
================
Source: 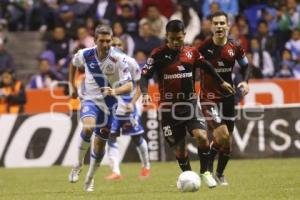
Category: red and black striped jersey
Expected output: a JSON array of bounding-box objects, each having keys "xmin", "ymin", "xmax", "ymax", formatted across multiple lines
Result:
[
  {"xmin": 142, "ymin": 45, "xmax": 205, "ymax": 103},
  {"xmin": 198, "ymin": 38, "xmax": 246, "ymax": 100}
]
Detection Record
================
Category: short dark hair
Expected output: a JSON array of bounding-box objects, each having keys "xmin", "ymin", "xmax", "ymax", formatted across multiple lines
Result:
[
  {"xmin": 166, "ymin": 20, "xmax": 185, "ymax": 33},
  {"xmin": 94, "ymin": 24, "xmax": 113, "ymax": 37},
  {"xmin": 209, "ymin": 11, "xmax": 228, "ymax": 22}
]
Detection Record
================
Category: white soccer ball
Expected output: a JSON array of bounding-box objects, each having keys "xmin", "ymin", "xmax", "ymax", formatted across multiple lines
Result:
[{"xmin": 177, "ymin": 171, "xmax": 201, "ymax": 192}]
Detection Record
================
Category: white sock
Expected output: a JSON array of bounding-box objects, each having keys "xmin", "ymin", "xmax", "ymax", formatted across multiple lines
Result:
[
  {"xmin": 86, "ymin": 150, "xmax": 104, "ymax": 179},
  {"xmin": 74, "ymin": 132, "xmax": 91, "ymax": 168},
  {"xmin": 107, "ymin": 140, "xmax": 121, "ymax": 175},
  {"xmin": 136, "ymin": 137, "xmax": 150, "ymax": 169}
]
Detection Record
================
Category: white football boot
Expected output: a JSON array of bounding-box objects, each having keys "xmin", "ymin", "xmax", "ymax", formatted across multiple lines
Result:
[{"xmin": 200, "ymin": 171, "xmax": 217, "ymax": 188}]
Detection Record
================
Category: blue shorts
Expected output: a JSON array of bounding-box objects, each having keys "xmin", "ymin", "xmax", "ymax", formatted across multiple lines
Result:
[
  {"xmin": 110, "ymin": 109, "xmax": 144, "ymax": 136},
  {"xmin": 80, "ymin": 100, "xmax": 113, "ymax": 140}
]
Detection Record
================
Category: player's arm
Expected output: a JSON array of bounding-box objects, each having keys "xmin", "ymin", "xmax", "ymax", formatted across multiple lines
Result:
[
  {"xmin": 69, "ymin": 50, "xmax": 84, "ymax": 98},
  {"xmin": 140, "ymin": 57, "xmax": 156, "ymax": 104},
  {"xmin": 236, "ymin": 47, "xmax": 252, "ymax": 96},
  {"xmin": 102, "ymin": 58, "xmax": 133, "ymax": 96},
  {"xmin": 195, "ymin": 58, "xmax": 235, "ymax": 95}
]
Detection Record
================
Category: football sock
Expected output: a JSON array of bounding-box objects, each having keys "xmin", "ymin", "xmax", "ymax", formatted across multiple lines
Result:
[
  {"xmin": 216, "ymin": 151, "xmax": 230, "ymax": 176},
  {"xmin": 107, "ymin": 139, "xmax": 121, "ymax": 174},
  {"xmin": 176, "ymin": 156, "xmax": 192, "ymax": 171},
  {"xmin": 135, "ymin": 137, "xmax": 150, "ymax": 169},
  {"xmin": 198, "ymin": 147, "xmax": 210, "ymax": 174},
  {"xmin": 75, "ymin": 131, "xmax": 91, "ymax": 168},
  {"xmin": 86, "ymin": 150, "xmax": 105, "ymax": 179},
  {"xmin": 208, "ymin": 145, "xmax": 218, "ymax": 173}
]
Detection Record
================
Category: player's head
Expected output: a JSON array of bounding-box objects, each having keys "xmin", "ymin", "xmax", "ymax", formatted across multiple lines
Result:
[
  {"xmin": 94, "ymin": 24, "xmax": 113, "ymax": 52},
  {"xmin": 111, "ymin": 37, "xmax": 125, "ymax": 51},
  {"xmin": 165, "ymin": 20, "xmax": 185, "ymax": 51},
  {"xmin": 209, "ymin": 11, "xmax": 229, "ymax": 39}
]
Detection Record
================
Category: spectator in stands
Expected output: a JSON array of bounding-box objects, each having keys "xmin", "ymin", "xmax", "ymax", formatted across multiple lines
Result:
[
  {"xmin": 285, "ymin": 28, "xmax": 300, "ymax": 61},
  {"xmin": 170, "ymin": 0, "xmax": 201, "ymax": 45},
  {"xmin": 259, "ymin": 7, "xmax": 278, "ymax": 34},
  {"xmin": 134, "ymin": 21, "xmax": 162, "ymax": 56},
  {"xmin": 140, "ymin": 0, "xmax": 174, "ymax": 18},
  {"xmin": 139, "ymin": 3, "xmax": 168, "ymax": 40},
  {"xmin": 254, "ymin": 20, "xmax": 277, "ymax": 57},
  {"xmin": 0, "ymin": 69, "xmax": 26, "ymax": 114},
  {"xmin": 0, "ymin": 37, "xmax": 15, "ymax": 73},
  {"xmin": 46, "ymin": 26, "xmax": 70, "ymax": 63},
  {"xmin": 63, "ymin": 0, "xmax": 90, "ymax": 20},
  {"xmin": 116, "ymin": 3, "xmax": 139, "ymax": 38},
  {"xmin": 250, "ymin": 38, "xmax": 275, "ymax": 78},
  {"xmin": 27, "ymin": 53, "xmax": 58, "ymax": 89},
  {"xmin": 88, "ymin": 0, "xmax": 117, "ymax": 25},
  {"xmin": 112, "ymin": 21, "xmax": 135, "ymax": 57},
  {"xmin": 276, "ymin": 49, "xmax": 295, "ymax": 78},
  {"xmin": 55, "ymin": 4, "xmax": 84, "ymax": 39},
  {"xmin": 235, "ymin": 15, "xmax": 250, "ymax": 39},
  {"xmin": 71, "ymin": 26, "xmax": 95, "ymax": 52},
  {"xmin": 246, "ymin": 52, "xmax": 263, "ymax": 79},
  {"xmin": 194, "ymin": 19, "xmax": 212, "ymax": 42},
  {"xmin": 202, "ymin": 0, "xmax": 239, "ymax": 21},
  {"xmin": 229, "ymin": 24, "xmax": 249, "ymax": 52}
]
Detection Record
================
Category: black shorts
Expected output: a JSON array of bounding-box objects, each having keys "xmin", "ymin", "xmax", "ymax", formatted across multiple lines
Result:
[
  {"xmin": 201, "ymin": 96, "xmax": 235, "ymax": 133},
  {"xmin": 160, "ymin": 101, "xmax": 207, "ymax": 147}
]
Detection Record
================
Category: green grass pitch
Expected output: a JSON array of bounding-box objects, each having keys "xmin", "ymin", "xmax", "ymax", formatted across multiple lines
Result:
[{"xmin": 0, "ymin": 159, "xmax": 299, "ymax": 200}]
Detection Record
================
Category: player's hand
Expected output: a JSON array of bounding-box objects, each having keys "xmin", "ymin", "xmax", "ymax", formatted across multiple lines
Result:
[
  {"xmin": 221, "ymin": 81, "xmax": 235, "ymax": 95},
  {"xmin": 101, "ymin": 87, "xmax": 116, "ymax": 96},
  {"xmin": 142, "ymin": 94, "xmax": 152, "ymax": 105},
  {"xmin": 70, "ymin": 86, "xmax": 78, "ymax": 99},
  {"xmin": 125, "ymin": 102, "xmax": 135, "ymax": 113},
  {"xmin": 237, "ymin": 81, "xmax": 249, "ymax": 97}
]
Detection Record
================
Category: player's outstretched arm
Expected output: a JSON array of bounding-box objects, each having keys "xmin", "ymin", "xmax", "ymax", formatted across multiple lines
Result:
[{"xmin": 197, "ymin": 60, "xmax": 235, "ymax": 94}]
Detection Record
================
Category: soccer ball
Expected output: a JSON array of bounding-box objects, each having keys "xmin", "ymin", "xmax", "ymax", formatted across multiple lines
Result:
[{"xmin": 177, "ymin": 171, "xmax": 201, "ymax": 192}]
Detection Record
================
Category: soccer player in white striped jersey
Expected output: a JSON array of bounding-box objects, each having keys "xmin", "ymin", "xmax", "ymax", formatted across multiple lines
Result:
[
  {"xmin": 104, "ymin": 37, "xmax": 150, "ymax": 180},
  {"xmin": 68, "ymin": 25, "xmax": 133, "ymax": 192}
]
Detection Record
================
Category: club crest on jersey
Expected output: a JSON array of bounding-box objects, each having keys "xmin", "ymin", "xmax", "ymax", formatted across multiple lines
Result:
[
  {"xmin": 89, "ymin": 62, "xmax": 96, "ymax": 69},
  {"xmin": 82, "ymin": 106, "xmax": 90, "ymax": 113},
  {"xmin": 228, "ymin": 49, "xmax": 235, "ymax": 57},
  {"xmin": 186, "ymin": 51, "xmax": 193, "ymax": 59},
  {"xmin": 104, "ymin": 64, "xmax": 115, "ymax": 74},
  {"xmin": 146, "ymin": 58, "xmax": 154, "ymax": 65}
]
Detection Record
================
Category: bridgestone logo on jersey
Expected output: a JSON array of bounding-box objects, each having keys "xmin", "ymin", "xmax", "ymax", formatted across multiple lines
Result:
[
  {"xmin": 215, "ymin": 68, "xmax": 232, "ymax": 73},
  {"xmin": 164, "ymin": 72, "xmax": 192, "ymax": 80}
]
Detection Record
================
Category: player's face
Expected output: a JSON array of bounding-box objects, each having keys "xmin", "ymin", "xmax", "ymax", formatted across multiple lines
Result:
[
  {"xmin": 166, "ymin": 31, "xmax": 185, "ymax": 51},
  {"xmin": 211, "ymin": 15, "xmax": 229, "ymax": 39},
  {"xmin": 95, "ymin": 34, "xmax": 112, "ymax": 52}
]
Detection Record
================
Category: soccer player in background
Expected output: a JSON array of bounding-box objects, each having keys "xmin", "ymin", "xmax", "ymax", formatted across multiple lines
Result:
[
  {"xmin": 198, "ymin": 11, "xmax": 251, "ymax": 186},
  {"xmin": 140, "ymin": 19, "xmax": 235, "ymax": 188},
  {"xmin": 68, "ymin": 24, "xmax": 133, "ymax": 191},
  {"xmin": 104, "ymin": 37, "xmax": 150, "ymax": 180}
]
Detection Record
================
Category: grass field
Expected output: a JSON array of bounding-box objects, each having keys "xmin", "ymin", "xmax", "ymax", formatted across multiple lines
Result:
[{"xmin": 0, "ymin": 158, "xmax": 299, "ymax": 200}]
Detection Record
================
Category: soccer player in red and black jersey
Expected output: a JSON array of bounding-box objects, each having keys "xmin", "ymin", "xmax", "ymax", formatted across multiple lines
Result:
[
  {"xmin": 198, "ymin": 11, "xmax": 251, "ymax": 186},
  {"xmin": 140, "ymin": 20, "xmax": 235, "ymax": 188}
]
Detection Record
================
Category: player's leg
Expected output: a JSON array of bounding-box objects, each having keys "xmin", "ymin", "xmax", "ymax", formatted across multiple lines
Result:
[
  {"xmin": 83, "ymin": 106, "xmax": 111, "ymax": 191},
  {"xmin": 132, "ymin": 135, "xmax": 150, "ymax": 178},
  {"xmin": 174, "ymin": 137, "xmax": 192, "ymax": 171},
  {"xmin": 105, "ymin": 117, "xmax": 123, "ymax": 180},
  {"xmin": 84, "ymin": 133, "xmax": 107, "ymax": 192},
  {"xmin": 213, "ymin": 97, "xmax": 235, "ymax": 186},
  {"xmin": 187, "ymin": 105, "xmax": 216, "ymax": 188},
  {"xmin": 160, "ymin": 107, "xmax": 191, "ymax": 172},
  {"xmin": 69, "ymin": 101, "xmax": 97, "ymax": 183}
]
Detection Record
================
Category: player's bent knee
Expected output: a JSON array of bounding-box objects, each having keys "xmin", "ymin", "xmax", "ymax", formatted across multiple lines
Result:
[
  {"xmin": 132, "ymin": 135, "xmax": 142, "ymax": 145},
  {"xmin": 192, "ymin": 129, "xmax": 208, "ymax": 142},
  {"xmin": 82, "ymin": 127, "xmax": 94, "ymax": 136}
]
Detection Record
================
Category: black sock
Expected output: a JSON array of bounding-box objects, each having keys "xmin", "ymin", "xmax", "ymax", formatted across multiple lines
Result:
[
  {"xmin": 198, "ymin": 148, "xmax": 210, "ymax": 174},
  {"xmin": 176, "ymin": 156, "xmax": 192, "ymax": 172},
  {"xmin": 208, "ymin": 146, "xmax": 218, "ymax": 173},
  {"xmin": 216, "ymin": 152, "xmax": 230, "ymax": 176}
]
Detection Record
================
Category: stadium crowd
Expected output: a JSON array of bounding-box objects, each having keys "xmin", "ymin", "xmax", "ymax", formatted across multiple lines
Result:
[{"xmin": 0, "ymin": 0, "xmax": 299, "ymax": 113}]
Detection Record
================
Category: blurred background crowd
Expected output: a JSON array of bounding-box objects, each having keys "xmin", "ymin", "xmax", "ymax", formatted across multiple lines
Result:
[{"xmin": 0, "ymin": 0, "xmax": 299, "ymax": 112}]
